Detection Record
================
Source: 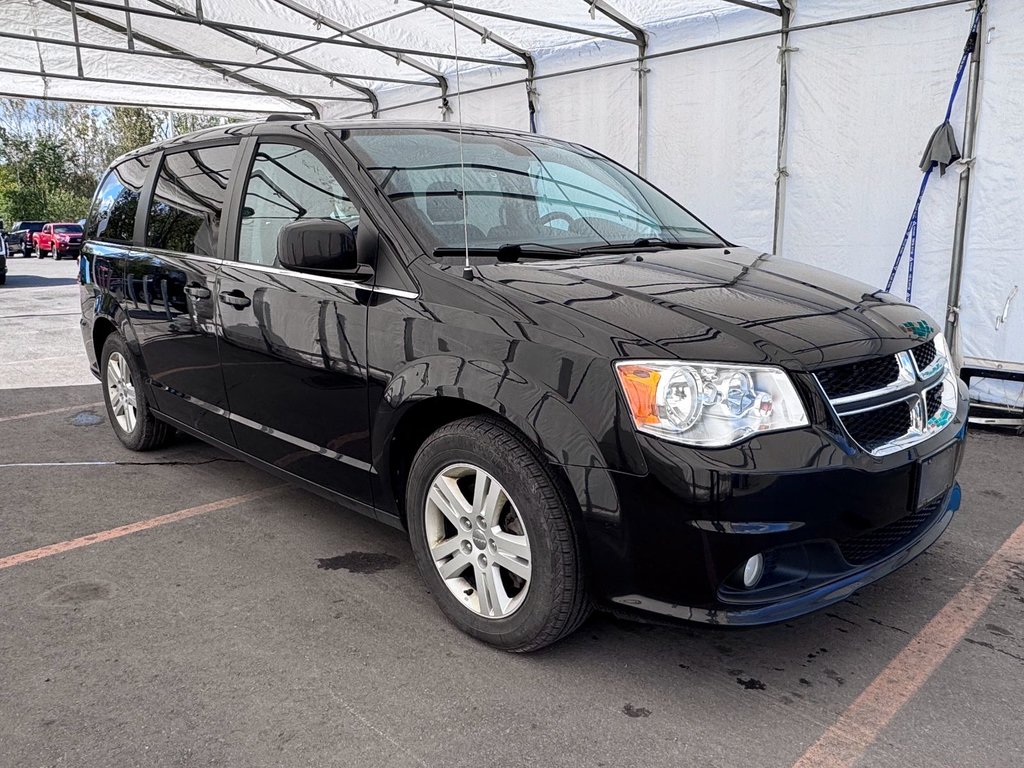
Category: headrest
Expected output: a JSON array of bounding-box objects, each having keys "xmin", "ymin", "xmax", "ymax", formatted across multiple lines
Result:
[{"xmin": 425, "ymin": 181, "xmax": 466, "ymax": 224}]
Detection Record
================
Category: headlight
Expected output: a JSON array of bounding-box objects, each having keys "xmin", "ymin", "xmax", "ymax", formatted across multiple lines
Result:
[{"xmin": 614, "ymin": 360, "xmax": 809, "ymax": 447}]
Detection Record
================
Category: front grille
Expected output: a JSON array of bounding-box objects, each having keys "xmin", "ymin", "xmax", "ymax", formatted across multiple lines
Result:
[
  {"xmin": 842, "ymin": 400, "xmax": 913, "ymax": 451},
  {"xmin": 814, "ymin": 343, "xmax": 954, "ymax": 456},
  {"xmin": 911, "ymin": 340, "xmax": 937, "ymax": 372},
  {"xmin": 816, "ymin": 355, "xmax": 900, "ymax": 400},
  {"xmin": 838, "ymin": 498, "xmax": 945, "ymax": 565}
]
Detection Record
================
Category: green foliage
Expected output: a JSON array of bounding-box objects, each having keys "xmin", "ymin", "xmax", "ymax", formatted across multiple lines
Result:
[{"xmin": 0, "ymin": 98, "xmax": 234, "ymax": 227}]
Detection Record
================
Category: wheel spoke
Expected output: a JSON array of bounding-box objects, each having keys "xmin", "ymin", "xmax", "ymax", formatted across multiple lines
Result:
[
  {"xmin": 492, "ymin": 547, "xmax": 531, "ymax": 582},
  {"xmin": 479, "ymin": 478, "xmax": 506, "ymax": 528},
  {"xmin": 476, "ymin": 563, "xmax": 510, "ymax": 617},
  {"xmin": 428, "ymin": 476, "xmax": 472, "ymax": 527},
  {"xmin": 437, "ymin": 551, "xmax": 473, "ymax": 580},
  {"xmin": 430, "ymin": 536, "xmax": 463, "ymax": 561},
  {"xmin": 492, "ymin": 530, "xmax": 530, "ymax": 563}
]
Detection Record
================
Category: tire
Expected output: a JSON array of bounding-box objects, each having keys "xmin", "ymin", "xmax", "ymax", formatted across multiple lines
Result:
[
  {"xmin": 406, "ymin": 416, "xmax": 590, "ymax": 652},
  {"xmin": 34, "ymin": 246, "xmax": 41, "ymax": 259},
  {"xmin": 0, "ymin": 272, "xmax": 6, "ymax": 286},
  {"xmin": 52, "ymin": 247, "xmax": 60, "ymax": 261},
  {"xmin": 100, "ymin": 333, "xmax": 171, "ymax": 451}
]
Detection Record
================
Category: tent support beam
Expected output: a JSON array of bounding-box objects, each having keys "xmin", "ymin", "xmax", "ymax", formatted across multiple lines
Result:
[
  {"xmin": 417, "ymin": 0, "xmax": 637, "ymax": 45},
  {"xmin": 69, "ymin": 1, "xmax": 85, "ymax": 77},
  {"xmin": 69, "ymin": 0, "xmax": 524, "ymax": 70},
  {"xmin": 268, "ymin": 0, "xmax": 449, "ymax": 119},
  {"xmin": 945, "ymin": 0, "xmax": 987, "ymax": 360},
  {"xmin": 0, "ymin": 66, "xmax": 367, "ymax": 102},
  {"xmin": 0, "ymin": 90, "xmax": 288, "ymax": 115},
  {"xmin": 0, "ymin": 31, "xmax": 438, "ymax": 87},
  {"xmin": 233, "ymin": 6, "xmax": 426, "ymax": 81},
  {"xmin": 721, "ymin": 0, "xmax": 783, "ymax": 15},
  {"xmin": 144, "ymin": 0, "xmax": 379, "ymax": 116},
  {"xmin": 584, "ymin": 1, "xmax": 648, "ymax": 173},
  {"xmin": 413, "ymin": 2, "xmax": 538, "ymax": 130},
  {"xmin": 772, "ymin": 1, "xmax": 794, "ymax": 255},
  {"xmin": 39, "ymin": 0, "xmax": 321, "ymax": 116}
]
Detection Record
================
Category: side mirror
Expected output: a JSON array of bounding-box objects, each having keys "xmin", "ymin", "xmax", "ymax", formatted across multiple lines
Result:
[{"xmin": 277, "ymin": 218, "xmax": 373, "ymax": 280}]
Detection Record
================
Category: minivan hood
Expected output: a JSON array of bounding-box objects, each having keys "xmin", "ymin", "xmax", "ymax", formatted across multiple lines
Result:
[{"xmin": 477, "ymin": 247, "xmax": 938, "ymax": 370}]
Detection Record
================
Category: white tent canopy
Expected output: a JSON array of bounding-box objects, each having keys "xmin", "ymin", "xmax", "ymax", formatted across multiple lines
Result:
[{"xmin": 3, "ymin": 0, "xmax": 1021, "ymax": 407}]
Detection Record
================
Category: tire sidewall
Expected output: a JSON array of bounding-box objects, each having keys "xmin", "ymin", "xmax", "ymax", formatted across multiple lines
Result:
[
  {"xmin": 100, "ymin": 334, "xmax": 149, "ymax": 450},
  {"xmin": 407, "ymin": 428, "xmax": 570, "ymax": 649}
]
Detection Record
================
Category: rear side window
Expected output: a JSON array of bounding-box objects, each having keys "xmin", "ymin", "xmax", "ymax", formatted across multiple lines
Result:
[
  {"xmin": 85, "ymin": 155, "xmax": 151, "ymax": 244},
  {"xmin": 146, "ymin": 144, "xmax": 236, "ymax": 257}
]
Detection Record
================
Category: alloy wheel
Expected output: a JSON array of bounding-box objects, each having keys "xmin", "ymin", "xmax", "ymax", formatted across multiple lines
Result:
[
  {"xmin": 106, "ymin": 351, "xmax": 138, "ymax": 433},
  {"xmin": 424, "ymin": 463, "xmax": 532, "ymax": 619}
]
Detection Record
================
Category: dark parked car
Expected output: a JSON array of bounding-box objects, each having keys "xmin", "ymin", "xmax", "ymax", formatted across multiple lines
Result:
[
  {"xmin": 9, "ymin": 220, "xmax": 45, "ymax": 257},
  {"xmin": 79, "ymin": 119, "xmax": 968, "ymax": 651}
]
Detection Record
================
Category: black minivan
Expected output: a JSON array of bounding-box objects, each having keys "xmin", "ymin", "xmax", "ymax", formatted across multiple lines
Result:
[{"xmin": 80, "ymin": 118, "xmax": 968, "ymax": 651}]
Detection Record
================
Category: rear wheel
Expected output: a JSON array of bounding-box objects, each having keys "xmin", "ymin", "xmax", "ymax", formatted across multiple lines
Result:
[
  {"xmin": 407, "ymin": 416, "xmax": 590, "ymax": 652},
  {"xmin": 101, "ymin": 333, "xmax": 171, "ymax": 451}
]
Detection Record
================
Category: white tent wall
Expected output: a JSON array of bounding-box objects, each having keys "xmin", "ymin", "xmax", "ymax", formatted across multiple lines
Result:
[{"xmin": 781, "ymin": 4, "xmax": 967, "ymax": 328}]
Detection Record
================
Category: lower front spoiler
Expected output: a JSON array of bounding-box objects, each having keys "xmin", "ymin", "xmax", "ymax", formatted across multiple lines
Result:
[{"xmin": 610, "ymin": 483, "xmax": 961, "ymax": 627}]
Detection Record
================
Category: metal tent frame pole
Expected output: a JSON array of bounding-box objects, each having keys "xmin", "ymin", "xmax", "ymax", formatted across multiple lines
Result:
[
  {"xmin": 773, "ymin": 1, "xmax": 794, "ymax": 255},
  {"xmin": 945, "ymin": 0, "xmax": 987, "ymax": 366}
]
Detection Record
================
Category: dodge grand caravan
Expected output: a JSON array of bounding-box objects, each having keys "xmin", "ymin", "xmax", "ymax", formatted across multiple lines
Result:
[{"xmin": 79, "ymin": 119, "xmax": 968, "ymax": 651}]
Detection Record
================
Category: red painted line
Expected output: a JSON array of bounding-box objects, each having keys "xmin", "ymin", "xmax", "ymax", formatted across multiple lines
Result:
[
  {"xmin": 0, "ymin": 401, "xmax": 104, "ymax": 424},
  {"xmin": 0, "ymin": 486, "xmax": 284, "ymax": 570},
  {"xmin": 793, "ymin": 519, "xmax": 1024, "ymax": 768}
]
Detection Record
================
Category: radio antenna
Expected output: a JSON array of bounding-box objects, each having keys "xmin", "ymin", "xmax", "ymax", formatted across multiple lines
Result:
[{"xmin": 449, "ymin": 0, "xmax": 473, "ymax": 280}]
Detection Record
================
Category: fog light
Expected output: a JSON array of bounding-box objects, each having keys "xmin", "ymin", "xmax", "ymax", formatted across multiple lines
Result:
[{"xmin": 742, "ymin": 554, "xmax": 764, "ymax": 588}]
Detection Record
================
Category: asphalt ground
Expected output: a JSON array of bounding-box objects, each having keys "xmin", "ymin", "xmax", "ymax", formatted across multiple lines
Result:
[{"xmin": 2, "ymin": 256, "xmax": 1023, "ymax": 767}]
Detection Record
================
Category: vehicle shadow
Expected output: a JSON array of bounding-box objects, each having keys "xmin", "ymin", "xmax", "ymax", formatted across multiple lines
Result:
[{"xmin": 2, "ymin": 274, "xmax": 79, "ymax": 288}]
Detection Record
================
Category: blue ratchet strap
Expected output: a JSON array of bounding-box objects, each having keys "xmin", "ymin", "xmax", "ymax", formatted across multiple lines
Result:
[{"xmin": 886, "ymin": 3, "xmax": 983, "ymax": 300}]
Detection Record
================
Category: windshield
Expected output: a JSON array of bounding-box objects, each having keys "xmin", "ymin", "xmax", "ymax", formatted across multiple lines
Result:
[
  {"xmin": 340, "ymin": 129, "xmax": 725, "ymax": 257},
  {"xmin": 53, "ymin": 225, "xmax": 83, "ymax": 234}
]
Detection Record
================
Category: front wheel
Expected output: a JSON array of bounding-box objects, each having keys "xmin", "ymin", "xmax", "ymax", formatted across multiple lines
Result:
[
  {"xmin": 52, "ymin": 247, "xmax": 60, "ymax": 261},
  {"xmin": 101, "ymin": 333, "xmax": 171, "ymax": 451},
  {"xmin": 407, "ymin": 416, "xmax": 590, "ymax": 652}
]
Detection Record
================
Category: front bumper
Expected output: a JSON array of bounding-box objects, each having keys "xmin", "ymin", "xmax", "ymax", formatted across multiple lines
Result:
[{"xmin": 585, "ymin": 381, "xmax": 969, "ymax": 626}]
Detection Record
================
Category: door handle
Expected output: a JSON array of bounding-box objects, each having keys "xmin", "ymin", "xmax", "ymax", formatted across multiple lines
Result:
[
  {"xmin": 219, "ymin": 290, "xmax": 252, "ymax": 309},
  {"xmin": 184, "ymin": 285, "xmax": 211, "ymax": 300}
]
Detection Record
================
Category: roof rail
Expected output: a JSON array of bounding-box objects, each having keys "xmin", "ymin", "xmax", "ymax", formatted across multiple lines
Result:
[{"xmin": 264, "ymin": 113, "xmax": 308, "ymax": 122}]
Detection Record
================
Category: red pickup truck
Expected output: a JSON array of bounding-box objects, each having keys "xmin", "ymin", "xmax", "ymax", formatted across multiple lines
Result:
[{"xmin": 34, "ymin": 223, "xmax": 84, "ymax": 261}]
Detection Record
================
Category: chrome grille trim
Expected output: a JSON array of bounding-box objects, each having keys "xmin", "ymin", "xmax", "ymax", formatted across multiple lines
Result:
[{"xmin": 814, "ymin": 343, "xmax": 956, "ymax": 457}]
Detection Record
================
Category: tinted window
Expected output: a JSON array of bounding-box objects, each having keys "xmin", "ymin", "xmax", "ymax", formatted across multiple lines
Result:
[
  {"xmin": 86, "ymin": 155, "xmax": 151, "ymax": 244},
  {"xmin": 238, "ymin": 143, "xmax": 358, "ymax": 266},
  {"xmin": 53, "ymin": 224, "xmax": 83, "ymax": 234},
  {"xmin": 146, "ymin": 144, "xmax": 236, "ymax": 257}
]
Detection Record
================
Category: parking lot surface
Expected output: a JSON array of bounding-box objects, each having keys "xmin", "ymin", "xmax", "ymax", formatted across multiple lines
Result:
[{"xmin": 1, "ymin": 256, "xmax": 1022, "ymax": 767}]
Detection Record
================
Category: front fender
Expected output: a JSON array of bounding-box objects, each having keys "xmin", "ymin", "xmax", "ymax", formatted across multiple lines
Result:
[{"xmin": 372, "ymin": 354, "xmax": 633, "ymax": 532}]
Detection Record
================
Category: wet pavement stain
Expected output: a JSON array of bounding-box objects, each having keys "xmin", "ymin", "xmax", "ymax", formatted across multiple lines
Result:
[
  {"xmin": 69, "ymin": 411, "xmax": 103, "ymax": 427},
  {"xmin": 824, "ymin": 669, "xmax": 846, "ymax": 686},
  {"xmin": 317, "ymin": 552, "xmax": 400, "ymax": 574},
  {"xmin": 736, "ymin": 677, "xmax": 767, "ymax": 691},
  {"xmin": 39, "ymin": 581, "xmax": 112, "ymax": 606},
  {"xmin": 622, "ymin": 704, "xmax": 651, "ymax": 718}
]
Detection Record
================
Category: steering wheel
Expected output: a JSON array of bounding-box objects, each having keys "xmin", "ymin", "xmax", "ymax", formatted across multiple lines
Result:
[{"xmin": 537, "ymin": 211, "xmax": 576, "ymax": 228}]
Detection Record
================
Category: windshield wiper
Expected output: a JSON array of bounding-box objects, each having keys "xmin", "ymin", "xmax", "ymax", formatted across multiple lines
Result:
[
  {"xmin": 579, "ymin": 237, "xmax": 719, "ymax": 253},
  {"xmin": 432, "ymin": 243, "xmax": 583, "ymax": 263}
]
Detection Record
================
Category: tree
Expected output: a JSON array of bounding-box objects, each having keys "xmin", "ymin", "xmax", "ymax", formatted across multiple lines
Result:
[{"xmin": 0, "ymin": 98, "xmax": 236, "ymax": 225}]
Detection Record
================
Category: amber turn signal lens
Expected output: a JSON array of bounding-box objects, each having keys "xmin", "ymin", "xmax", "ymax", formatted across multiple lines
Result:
[{"xmin": 615, "ymin": 365, "xmax": 661, "ymax": 425}]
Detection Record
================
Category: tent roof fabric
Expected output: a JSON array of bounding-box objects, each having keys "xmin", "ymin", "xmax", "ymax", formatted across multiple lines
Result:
[{"xmin": 0, "ymin": 0, "xmax": 782, "ymax": 116}]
